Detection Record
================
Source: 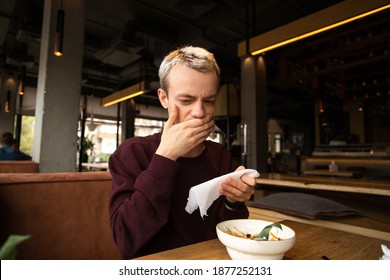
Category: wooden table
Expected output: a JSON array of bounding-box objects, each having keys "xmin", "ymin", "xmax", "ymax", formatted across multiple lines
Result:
[
  {"xmin": 135, "ymin": 220, "xmax": 390, "ymax": 260},
  {"xmin": 256, "ymin": 173, "xmax": 390, "ymax": 197},
  {"xmin": 248, "ymin": 207, "xmax": 390, "ymax": 241},
  {"xmin": 81, "ymin": 162, "xmax": 109, "ymax": 171}
]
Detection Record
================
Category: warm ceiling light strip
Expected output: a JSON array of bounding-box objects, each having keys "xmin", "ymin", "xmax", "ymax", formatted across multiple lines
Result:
[
  {"xmin": 101, "ymin": 81, "xmax": 146, "ymax": 107},
  {"xmin": 238, "ymin": 0, "xmax": 390, "ymax": 57}
]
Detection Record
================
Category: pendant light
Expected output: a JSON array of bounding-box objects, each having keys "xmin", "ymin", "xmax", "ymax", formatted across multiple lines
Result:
[
  {"xmin": 87, "ymin": 96, "xmax": 98, "ymax": 132},
  {"xmin": 5, "ymin": 90, "xmax": 11, "ymax": 113},
  {"xmin": 18, "ymin": 65, "xmax": 26, "ymax": 95},
  {"xmin": 54, "ymin": 1, "xmax": 65, "ymax": 57},
  {"xmin": 4, "ymin": 78, "xmax": 12, "ymax": 113}
]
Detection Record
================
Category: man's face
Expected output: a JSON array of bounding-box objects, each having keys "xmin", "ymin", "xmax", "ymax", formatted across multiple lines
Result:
[{"xmin": 158, "ymin": 64, "xmax": 219, "ymax": 123}]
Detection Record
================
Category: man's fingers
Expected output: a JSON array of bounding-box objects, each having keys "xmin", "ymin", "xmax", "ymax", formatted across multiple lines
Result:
[
  {"xmin": 241, "ymin": 174, "xmax": 256, "ymax": 186},
  {"xmin": 235, "ymin": 165, "xmax": 245, "ymax": 172},
  {"xmin": 165, "ymin": 105, "xmax": 178, "ymax": 128}
]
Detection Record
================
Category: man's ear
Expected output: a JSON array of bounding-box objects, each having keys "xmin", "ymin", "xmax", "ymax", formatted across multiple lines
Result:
[{"xmin": 158, "ymin": 88, "xmax": 169, "ymax": 109}]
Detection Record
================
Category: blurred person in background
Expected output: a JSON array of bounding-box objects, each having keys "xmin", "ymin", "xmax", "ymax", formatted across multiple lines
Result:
[{"xmin": 0, "ymin": 132, "xmax": 32, "ymax": 160}]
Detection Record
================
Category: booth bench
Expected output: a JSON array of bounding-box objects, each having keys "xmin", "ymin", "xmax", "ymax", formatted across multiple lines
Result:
[{"xmin": 0, "ymin": 171, "xmax": 121, "ymax": 260}]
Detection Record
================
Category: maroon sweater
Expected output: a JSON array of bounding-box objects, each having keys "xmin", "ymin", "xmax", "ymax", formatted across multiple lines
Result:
[{"xmin": 109, "ymin": 133, "xmax": 249, "ymax": 259}]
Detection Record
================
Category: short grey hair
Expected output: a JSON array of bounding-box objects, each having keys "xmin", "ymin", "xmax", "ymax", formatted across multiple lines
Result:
[{"xmin": 158, "ymin": 45, "xmax": 220, "ymax": 92}]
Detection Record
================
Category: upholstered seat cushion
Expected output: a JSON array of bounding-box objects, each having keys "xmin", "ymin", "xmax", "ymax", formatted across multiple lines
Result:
[{"xmin": 248, "ymin": 192, "xmax": 362, "ymax": 220}]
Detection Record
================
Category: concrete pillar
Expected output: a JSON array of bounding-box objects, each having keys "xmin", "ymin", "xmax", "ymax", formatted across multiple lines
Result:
[
  {"xmin": 240, "ymin": 55, "xmax": 268, "ymax": 173},
  {"xmin": 33, "ymin": 0, "xmax": 85, "ymax": 172},
  {"xmin": 0, "ymin": 74, "xmax": 17, "ymax": 134}
]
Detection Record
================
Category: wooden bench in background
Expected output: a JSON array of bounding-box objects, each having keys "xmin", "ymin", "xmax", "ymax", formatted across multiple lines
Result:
[
  {"xmin": 0, "ymin": 171, "xmax": 121, "ymax": 260},
  {"xmin": 0, "ymin": 161, "xmax": 39, "ymax": 173}
]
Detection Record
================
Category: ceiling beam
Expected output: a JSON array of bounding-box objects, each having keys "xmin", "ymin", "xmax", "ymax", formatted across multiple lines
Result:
[{"xmin": 238, "ymin": 0, "xmax": 390, "ymax": 56}]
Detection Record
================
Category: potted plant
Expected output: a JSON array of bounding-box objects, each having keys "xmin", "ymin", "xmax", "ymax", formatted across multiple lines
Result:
[
  {"xmin": 0, "ymin": 235, "xmax": 30, "ymax": 260},
  {"xmin": 78, "ymin": 136, "xmax": 95, "ymax": 163}
]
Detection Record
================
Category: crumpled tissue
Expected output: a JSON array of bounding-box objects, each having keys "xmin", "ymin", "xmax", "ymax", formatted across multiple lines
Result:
[
  {"xmin": 185, "ymin": 169, "xmax": 260, "ymax": 218},
  {"xmin": 380, "ymin": 244, "xmax": 390, "ymax": 260}
]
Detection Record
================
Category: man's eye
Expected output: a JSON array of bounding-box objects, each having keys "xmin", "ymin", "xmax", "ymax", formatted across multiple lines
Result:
[
  {"xmin": 179, "ymin": 99, "xmax": 192, "ymax": 104},
  {"xmin": 205, "ymin": 100, "xmax": 215, "ymax": 104}
]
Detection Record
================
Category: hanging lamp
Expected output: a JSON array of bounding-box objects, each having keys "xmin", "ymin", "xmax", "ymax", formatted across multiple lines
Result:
[{"xmin": 54, "ymin": 1, "xmax": 65, "ymax": 57}]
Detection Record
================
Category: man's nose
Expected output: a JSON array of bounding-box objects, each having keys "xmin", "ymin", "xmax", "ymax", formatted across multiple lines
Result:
[{"xmin": 191, "ymin": 101, "xmax": 205, "ymax": 118}]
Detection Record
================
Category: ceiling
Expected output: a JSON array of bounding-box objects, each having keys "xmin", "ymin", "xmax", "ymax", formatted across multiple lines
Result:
[{"xmin": 1, "ymin": 0, "xmax": 389, "ymax": 123}]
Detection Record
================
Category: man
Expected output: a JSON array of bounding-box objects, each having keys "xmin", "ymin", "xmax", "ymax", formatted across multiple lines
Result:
[
  {"xmin": 0, "ymin": 132, "xmax": 32, "ymax": 161},
  {"xmin": 109, "ymin": 46, "xmax": 257, "ymax": 259}
]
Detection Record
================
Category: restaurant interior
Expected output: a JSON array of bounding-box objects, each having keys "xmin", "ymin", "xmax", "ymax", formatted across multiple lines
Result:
[{"xmin": 0, "ymin": 0, "xmax": 389, "ymax": 260}]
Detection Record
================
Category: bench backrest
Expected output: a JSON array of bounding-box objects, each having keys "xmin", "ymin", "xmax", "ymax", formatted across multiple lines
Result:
[
  {"xmin": 0, "ymin": 161, "xmax": 39, "ymax": 173},
  {"xmin": 0, "ymin": 171, "xmax": 121, "ymax": 260}
]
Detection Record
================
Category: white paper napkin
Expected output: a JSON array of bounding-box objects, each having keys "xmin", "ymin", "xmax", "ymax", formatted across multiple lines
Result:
[
  {"xmin": 185, "ymin": 169, "xmax": 260, "ymax": 218},
  {"xmin": 380, "ymin": 244, "xmax": 390, "ymax": 260}
]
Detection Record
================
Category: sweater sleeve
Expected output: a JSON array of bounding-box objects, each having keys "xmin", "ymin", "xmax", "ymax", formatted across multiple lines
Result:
[
  {"xmin": 108, "ymin": 142, "xmax": 179, "ymax": 259},
  {"xmin": 218, "ymin": 199, "xmax": 249, "ymax": 221}
]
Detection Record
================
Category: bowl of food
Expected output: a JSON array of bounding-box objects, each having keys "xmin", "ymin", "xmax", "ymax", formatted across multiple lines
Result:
[{"xmin": 216, "ymin": 219, "xmax": 296, "ymax": 260}]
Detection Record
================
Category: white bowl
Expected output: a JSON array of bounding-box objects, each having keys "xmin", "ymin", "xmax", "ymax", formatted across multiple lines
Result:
[{"xmin": 216, "ymin": 219, "xmax": 296, "ymax": 260}]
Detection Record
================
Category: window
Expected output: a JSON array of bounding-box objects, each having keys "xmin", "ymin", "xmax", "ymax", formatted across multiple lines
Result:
[
  {"xmin": 80, "ymin": 116, "xmax": 222, "ymax": 164},
  {"xmin": 274, "ymin": 134, "xmax": 282, "ymax": 153},
  {"xmin": 134, "ymin": 118, "xmax": 164, "ymax": 136},
  {"xmin": 18, "ymin": 115, "xmax": 35, "ymax": 156},
  {"xmin": 82, "ymin": 118, "xmax": 120, "ymax": 163}
]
